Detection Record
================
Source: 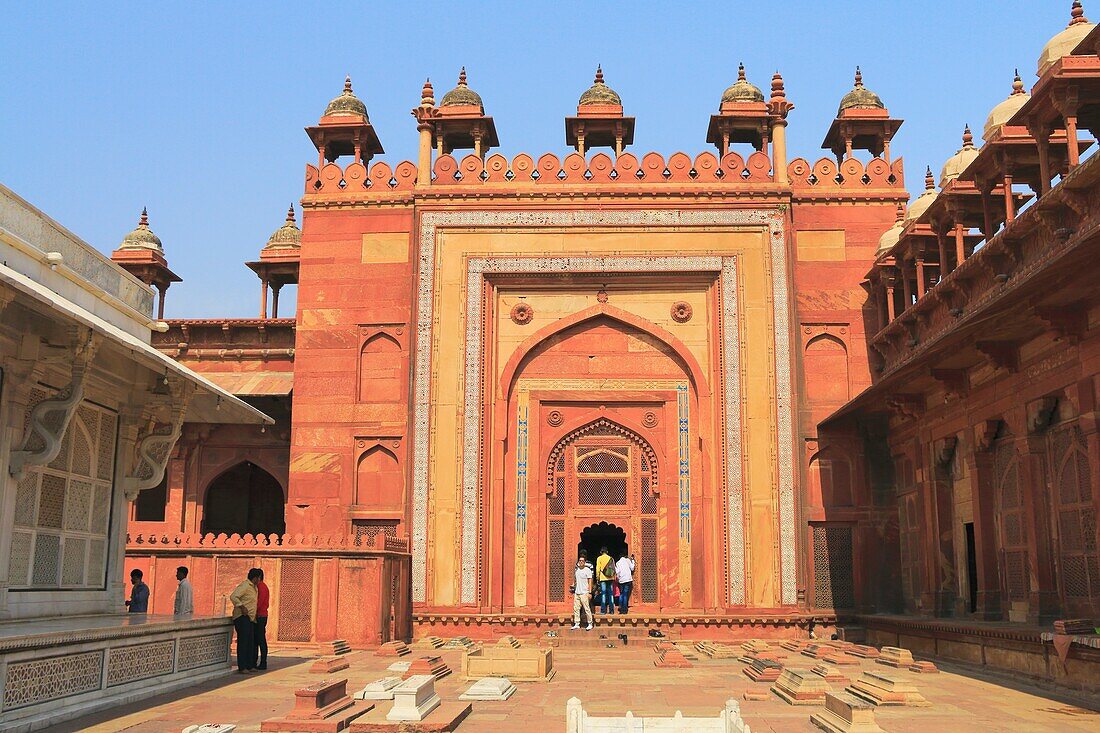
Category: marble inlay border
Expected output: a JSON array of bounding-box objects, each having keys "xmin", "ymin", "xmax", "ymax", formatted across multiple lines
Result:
[
  {"xmin": 721, "ymin": 258, "xmax": 744, "ymax": 604},
  {"xmin": 413, "ymin": 209, "xmax": 794, "ymax": 606}
]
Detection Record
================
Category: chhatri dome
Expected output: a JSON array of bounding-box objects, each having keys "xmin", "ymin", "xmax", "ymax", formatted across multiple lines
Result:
[
  {"xmin": 264, "ymin": 205, "xmax": 302, "ymax": 251},
  {"xmin": 118, "ymin": 207, "xmax": 163, "ymax": 253},
  {"xmin": 983, "ymin": 71, "xmax": 1030, "ymax": 141},
  {"xmin": 440, "ymin": 67, "xmax": 484, "ymax": 110},
  {"xmin": 578, "ymin": 66, "xmax": 622, "ymax": 106},
  {"xmin": 837, "ymin": 67, "xmax": 885, "ymax": 116},
  {"xmin": 876, "ymin": 204, "xmax": 906, "ymax": 258},
  {"xmin": 1038, "ymin": 1, "xmax": 1095, "ymax": 76},
  {"xmin": 940, "ymin": 126, "xmax": 980, "ymax": 186},
  {"xmin": 721, "ymin": 63, "xmax": 765, "ymax": 104},
  {"xmin": 905, "ymin": 167, "xmax": 939, "ymax": 224},
  {"xmin": 323, "ymin": 75, "xmax": 369, "ymax": 120}
]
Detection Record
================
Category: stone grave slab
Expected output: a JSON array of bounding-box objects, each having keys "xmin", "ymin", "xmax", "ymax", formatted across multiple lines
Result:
[
  {"xmin": 330, "ymin": 639, "xmax": 352, "ymax": 656},
  {"xmin": 386, "ymin": 661, "xmax": 411, "ymax": 673},
  {"xmin": 781, "ymin": 639, "xmax": 808, "ymax": 652},
  {"xmin": 697, "ymin": 641, "xmax": 740, "ymax": 659},
  {"xmin": 810, "ymin": 691, "xmax": 885, "ymax": 733},
  {"xmin": 802, "ymin": 643, "xmax": 832, "ymax": 660},
  {"xmin": 353, "ymin": 677, "xmax": 403, "ymax": 701},
  {"xmin": 260, "ymin": 678, "xmax": 372, "ymax": 732},
  {"xmin": 772, "ymin": 668, "xmax": 832, "ymax": 705},
  {"xmin": 403, "ymin": 655, "xmax": 451, "ymax": 680},
  {"xmin": 183, "ymin": 727, "xmax": 236, "ymax": 733},
  {"xmin": 848, "ymin": 645, "xmax": 880, "ymax": 659},
  {"xmin": 654, "ymin": 647, "xmax": 693, "ymax": 668},
  {"xmin": 811, "ymin": 663, "xmax": 849, "ymax": 684},
  {"xmin": 443, "ymin": 636, "xmax": 476, "ymax": 650},
  {"xmin": 823, "ymin": 651, "xmax": 859, "ymax": 665},
  {"xmin": 387, "ymin": 675, "xmax": 440, "ymax": 721},
  {"xmin": 311, "ymin": 656, "xmax": 350, "ymax": 674},
  {"xmin": 497, "ymin": 635, "xmax": 522, "ymax": 648},
  {"xmin": 462, "ymin": 645, "xmax": 555, "ymax": 681},
  {"xmin": 876, "ymin": 646, "xmax": 914, "ymax": 668},
  {"xmin": 375, "ymin": 641, "xmax": 411, "ymax": 657},
  {"xmin": 744, "ymin": 689, "xmax": 770, "ymax": 701},
  {"xmin": 743, "ymin": 656, "xmax": 783, "ymax": 682},
  {"xmin": 415, "ymin": 636, "xmax": 445, "ymax": 650},
  {"xmin": 847, "ymin": 670, "xmax": 932, "ymax": 707},
  {"xmin": 741, "ymin": 639, "xmax": 772, "ymax": 652},
  {"xmin": 460, "ymin": 676, "xmax": 517, "ymax": 701},
  {"xmin": 909, "ymin": 660, "xmax": 939, "ymax": 673},
  {"xmin": 348, "ymin": 702, "xmax": 472, "ymax": 732}
]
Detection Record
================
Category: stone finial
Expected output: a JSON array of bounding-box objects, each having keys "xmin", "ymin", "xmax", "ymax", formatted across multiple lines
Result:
[
  {"xmin": 344, "ymin": 74, "xmax": 353, "ymax": 94},
  {"xmin": 854, "ymin": 65, "xmax": 864, "ymax": 87},
  {"xmin": 1071, "ymin": 0, "xmax": 1088, "ymax": 25},
  {"xmin": 458, "ymin": 66, "xmax": 468, "ymax": 87},
  {"xmin": 1012, "ymin": 69, "xmax": 1025, "ymax": 95},
  {"xmin": 768, "ymin": 70, "xmax": 794, "ymax": 118},
  {"xmin": 285, "ymin": 204, "xmax": 296, "ymax": 225},
  {"xmin": 738, "ymin": 62, "xmax": 747, "ymax": 82},
  {"xmin": 895, "ymin": 202, "xmax": 905, "ymax": 223},
  {"xmin": 594, "ymin": 64, "xmax": 604, "ymax": 85},
  {"xmin": 421, "ymin": 78, "xmax": 434, "ymax": 107},
  {"xmin": 962, "ymin": 124, "xmax": 974, "ymax": 148},
  {"xmin": 139, "ymin": 206, "xmax": 149, "ymax": 227},
  {"xmin": 924, "ymin": 166, "xmax": 935, "ymax": 189}
]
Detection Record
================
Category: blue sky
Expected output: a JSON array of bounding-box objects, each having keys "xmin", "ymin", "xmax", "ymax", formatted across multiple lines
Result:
[{"xmin": 0, "ymin": 1, "xmax": 1079, "ymax": 318}]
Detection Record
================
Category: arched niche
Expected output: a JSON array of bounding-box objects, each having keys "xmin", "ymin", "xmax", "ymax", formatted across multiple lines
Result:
[
  {"xmin": 355, "ymin": 444, "xmax": 404, "ymax": 510},
  {"xmin": 359, "ymin": 332, "xmax": 403, "ymax": 403},
  {"xmin": 808, "ymin": 447, "xmax": 854, "ymax": 508},
  {"xmin": 804, "ymin": 333, "xmax": 849, "ymax": 404},
  {"xmin": 202, "ymin": 461, "xmax": 286, "ymax": 536}
]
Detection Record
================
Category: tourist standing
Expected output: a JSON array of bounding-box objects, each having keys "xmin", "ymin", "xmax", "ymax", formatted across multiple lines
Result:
[
  {"xmin": 571, "ymin": 557, "xmax": 594, "ymax": 630},
  {"xmin": 615, "ymin": 553, "xmax": 636, "ymax": 614},
  {"xmin": 595, "ymin": 547, "xmax": 616, "ymax": 614},
  {"xmin": 229, "ymin": 569, "xmax": 260, "ymax": 674},
  {"xmin": 126, "ymin": 569, "xmax": 149, "ymax": 613},
  {"xmin": 254, "ymin": 568, "xmax": 270, "ymax": 670},
  {"xmin": 173, "ymin": 566, "xmax": 193, "ymax": 616}
]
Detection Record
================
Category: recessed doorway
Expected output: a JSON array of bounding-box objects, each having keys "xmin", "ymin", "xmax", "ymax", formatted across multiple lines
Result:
[{"xmin": 578, "ymin": 521, "xmax": 628, "ymax": 564}]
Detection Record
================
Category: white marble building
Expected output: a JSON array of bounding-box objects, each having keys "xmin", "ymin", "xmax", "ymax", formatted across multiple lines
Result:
[{"xmin": 0, "ymin": 184, "xmax": 269, "ymax": 732}]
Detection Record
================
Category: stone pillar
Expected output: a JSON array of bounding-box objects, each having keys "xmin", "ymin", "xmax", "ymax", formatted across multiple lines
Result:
[
  {"xmin": 1016, "ymin": 428, "xmax": 1060, "ymax": 624},
  {"xmin": 271, "ymin": 284, "xmax": 282, "ymax": 319},
  {"xmin": 417, "ymin": 124, "xmax": 433, "ymax": 186},
  {"xmin": 965, "ymin": 444, "xmax": 1002, "ymax": 619},
  {"xmin": 111, "ymin": 405, "xmax": 145, "ymax": 609},
  {"xmin": 772, "ymin": 119, "xmax": 790, "ymax": 185},
  {"xmin": 260, "ymin": 278, "xmax": 269, "ymax": 320}
]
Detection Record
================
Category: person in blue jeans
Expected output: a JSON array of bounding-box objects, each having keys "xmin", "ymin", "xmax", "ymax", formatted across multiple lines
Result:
[
  {"xmin": 615, "ymin": 553, "xmax": 636, "ymax": 613},
  {"xmin": 595, "ymin": 547, "xmax": 616, "ymax": 614}
]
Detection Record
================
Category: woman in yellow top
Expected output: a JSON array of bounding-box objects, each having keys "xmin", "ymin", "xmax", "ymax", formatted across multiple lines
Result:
[
  {"xmin": 229, "ymin": 568, "xmax": 260, "ymax": 673},
  {"xmin": 595, "ymin": 547, "xmax": 616, "ymax": 615}
]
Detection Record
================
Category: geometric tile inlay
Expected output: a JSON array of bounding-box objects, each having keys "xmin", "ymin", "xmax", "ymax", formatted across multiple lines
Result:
[
  {"xmin": 107, "ymin": 641, "xmax": 175, "ymax": 686},
  {"xmin": 2, "ymin": 651, "xmax": 103, "ymax": 710}
]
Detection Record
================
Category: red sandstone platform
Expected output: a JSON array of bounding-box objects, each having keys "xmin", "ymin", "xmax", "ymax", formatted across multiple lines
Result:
[{"xmin": 348, "ymin": 701, "xmax": 472, "ymax": 732}]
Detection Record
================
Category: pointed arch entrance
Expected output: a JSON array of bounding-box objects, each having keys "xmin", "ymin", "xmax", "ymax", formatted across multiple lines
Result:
[{"xmin": 546, "ymin": 419, "xmax": 660, "ymax": 613}]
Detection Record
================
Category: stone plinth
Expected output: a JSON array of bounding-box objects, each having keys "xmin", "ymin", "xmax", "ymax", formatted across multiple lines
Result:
[
  {"xmin": 460, "ymin": 676, "xmax": 517, "ymax": 701},
  {"xmin": 353, "ymin": 677, "xmax": 402, "ymax": 700},
  {"xmin": 741, "ymin": 639, "xmax": 772, "ymax": 652},
  {"xmin": 909, "ymin": 661, "xmax": 939, "ymax": 673},
  {"xmin": 811, "ymin": 663, "xmax": 849, "ymax": 684},
  {"xmin": 743, "ymin": 657, "xmax": 783, "ymax": 682},
  {"xmin": 403, "ymin": 655, "xmax": 451, "ymax": 680},
  {"xmin": 311, "ymin": 656, "xmax": 350, "ymax": 674},
  {"xmin": 565, "ymin": 697, "xmax": 751, "ymax": 733},
  {"xmin": 386, "ymin": 661, "xmax": 411, "ymax": 673},
  {"xmin": 443, "ymin": 636, "xmax": 476, "ymax": 650},
  {"xmin": 876, "ymin": 646, "xmax": 914, "ymax": 668},
  {"xmin": 387, "ymin": 675, "xmax": 440, "ymax": 721},
  {"xmin": 781, "ymin": 639, "xmax": 808, "ymax": 652},
  {"xmin": 462, "ymin": 645, "xmax": 555, "ymax": 681},
  {"xmin": 376, "ymin": 641, "xmax": 411, "ymax": 657},
  {"xmin": 330, "ymin": 639, "xmax": 352, "ymax": 656},
  {"xmin": 348, "ymin": 702, "xmax": 472, "ymax": 732},
  {"xmin": 802, "ymin": 644, "xmax": 831, "ymax": 659},
  {"xmin": 260, "ymin": 679, "xmax": 372, "ymax": 732},
  {"xmin": 823, "ymin": 651, "xmax": 859, "ymax": 666},
  {"xmin": 654, "ymin": 647, "xmax": 693, "ymax": 668},
  {"xmin": 416, "ymin": 636, "xmax": 445, "ymax": 649},
  {"xmin": 772, "ymin": 668, "xmax": 832, "ymax": 705},
  {"xmin": 497, "ymin": 635, "xmax": 523, "ymax": 648},
  {"xmin": 847, "ymin": 671, "xmax": 932, "ymax": 707},
  {"xmin": 744, "ymin": 689, "xmax": 770, "ymax": 701},
  {"xmin": 183, "ymin": 727, "xmax": 236, "ymax": 733},
  {"xmin": 848, "ymin": 645, "xmax": 880, "ymax": 659},
  {"xmin": 697, "ymin": 641, "xmax": 740, "ymax": 658},
  {"xmin": 810, "ymin": 691, "xmax": 884, "ymax": 733}
]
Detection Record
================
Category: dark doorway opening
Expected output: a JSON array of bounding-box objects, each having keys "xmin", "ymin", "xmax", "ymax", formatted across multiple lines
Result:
[
  {"xmin": 964, "ymin": 522, "xmax": 978, "ymax": 614},
  {"xmin": 577, "ymin": 522, "xmax": 628, "ymax": 565},
  {"xmin": 203, "ymin": 461, "xmax": 286, "ymax": 536}
]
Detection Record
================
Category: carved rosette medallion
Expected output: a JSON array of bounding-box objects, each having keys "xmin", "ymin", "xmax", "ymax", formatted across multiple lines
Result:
[
  {"xmin": 670, "ymin": 301, "xmax": 693, "ymax": 323},
  {"xmin": 510, "ymin": 302, "xmax": 534, "ymax": 325},
  {"xmin": 546, "ymin": 409, "xmax": 564, "ymax": 427},
  {"xmin": 642, "ymin": 410, "xmax": 659, "ymax": 428}
]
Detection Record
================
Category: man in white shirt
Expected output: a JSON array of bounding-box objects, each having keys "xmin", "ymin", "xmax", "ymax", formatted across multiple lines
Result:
[
  {"xmin": 173, "ymin": 566, "xmax": 194, "ymax": 616},
  {"xmin": 615, "ymin": 553, "xmax": 636, "ymax": 614},
  {"xmin": 571, "ymin": 557, "xmax": 594, "ymax": 630}
]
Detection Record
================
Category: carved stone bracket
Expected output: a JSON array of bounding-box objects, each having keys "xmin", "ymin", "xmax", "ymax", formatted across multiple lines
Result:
[
  {"xmin": 123, "ymin": 381, "xmax": 195, "ymax": 501},
  {"xmin": 933, "ymin": 436, "xmax": 958, "ymax": 466},
  {"xmin": 885, "ymin": 394, "xmax": 924, "ymax": 420},
  {"xmin": 1026, "ymin": 396, "xmax": 1059, "ymax": 434},
  {"xmin": 8, "ymin": 329, "xmax": 101, "ymax": 478},
  {"xmin": 975, "ymin": 340, "xmax": 1019, "ymax": 373},
  {"xmin": 974, "ymin": 419, "xmax": 1003, "ymax": 452},
  {"xmin": 930, "ymin": 368, "xmax": 969, "ymax": 399},
  {"xmin": 1035, "ymin": 304, "xmax": 1088, "ymax": 344}
]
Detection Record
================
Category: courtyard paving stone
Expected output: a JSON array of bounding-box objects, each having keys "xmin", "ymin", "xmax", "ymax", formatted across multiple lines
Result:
[{"xmin": 50, "ymin": 643, "xmax": 1100, "ymax": 732}]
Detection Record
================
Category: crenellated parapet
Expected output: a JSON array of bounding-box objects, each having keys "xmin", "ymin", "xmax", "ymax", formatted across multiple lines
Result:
[{"xmin": 127, "ymin": 531, "xmax": 409, "ymax": 553}]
